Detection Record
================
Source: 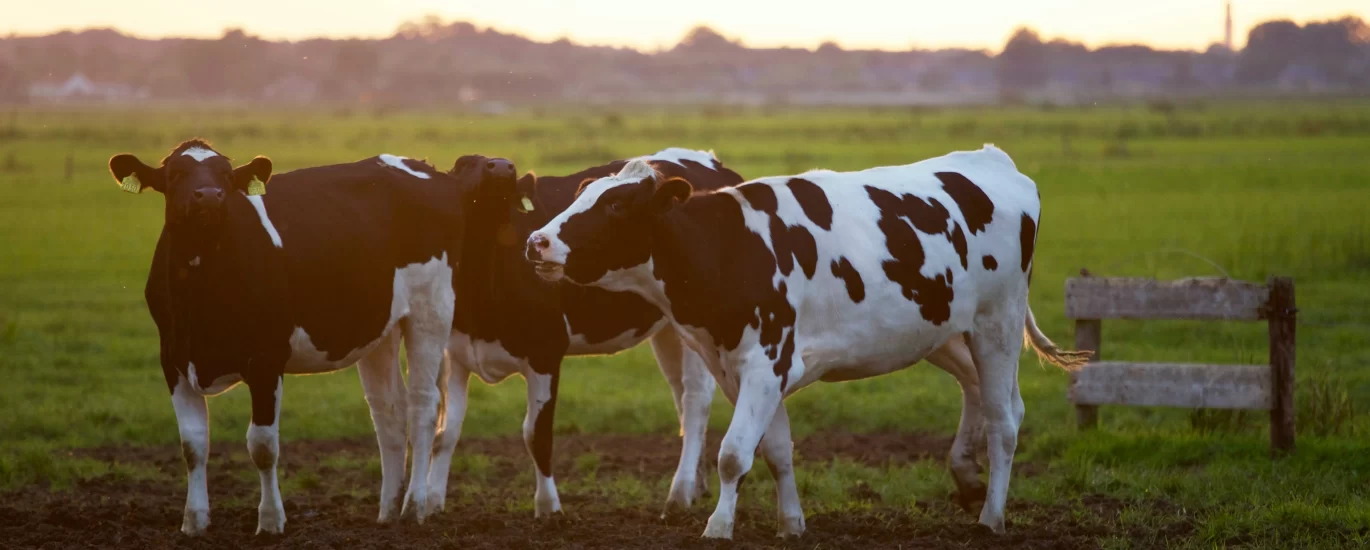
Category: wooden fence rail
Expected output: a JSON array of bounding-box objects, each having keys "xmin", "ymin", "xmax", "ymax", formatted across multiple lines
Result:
[{"xmin": 1065, "ymin": 275, "xmax": 1296, "ymax": 455}]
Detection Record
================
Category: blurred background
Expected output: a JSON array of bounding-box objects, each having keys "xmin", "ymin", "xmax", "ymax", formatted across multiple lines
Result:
[
  {"xmin": 2, "ymin": 2, "xmax": 1369, "ymax": 548},
  {"xmin": 1, "ymin": 1, "xmax": 1367, "ymax": 108}
]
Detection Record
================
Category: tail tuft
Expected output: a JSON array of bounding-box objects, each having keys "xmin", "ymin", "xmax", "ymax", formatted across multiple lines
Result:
[{"xmin": 1023, "ymin": 308, "xmax": 1092, "ymax": 371}]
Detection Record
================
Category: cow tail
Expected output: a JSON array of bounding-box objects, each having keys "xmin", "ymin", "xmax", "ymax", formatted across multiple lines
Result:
[{"xmin": 1023, "ymin": 306, "xmax": 1092, "ymax": 371}]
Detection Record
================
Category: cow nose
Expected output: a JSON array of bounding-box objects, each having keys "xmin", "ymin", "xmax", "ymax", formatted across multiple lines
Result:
[
  {"xmin": 485, "ymin": 159, "xmax": 515, "ymax": 180},
  {"xmin": 526, "ymin": 234, "xmax": 550, "ymax": 261},
  {"xmin": 193, "ymin": 189, "xmax": 224, "ymax": 205}
]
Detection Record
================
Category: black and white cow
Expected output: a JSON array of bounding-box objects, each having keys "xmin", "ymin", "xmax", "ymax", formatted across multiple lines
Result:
[
  {"xmin": 432, "ymin": 148, "xmax": 744, "ymax": 517},
  {"xmin": 109, "ymin": 140, "xmax": 515, "ymax": 535},
  {"xmin": 526, "ymin": 145, "xmax": 1089, "ymax": 538}
]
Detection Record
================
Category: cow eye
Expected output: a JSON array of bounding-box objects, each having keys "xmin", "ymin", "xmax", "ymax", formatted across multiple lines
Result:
[{"xmin": 607, "ymin": 201, "xmax": 627, "ymax": 216}]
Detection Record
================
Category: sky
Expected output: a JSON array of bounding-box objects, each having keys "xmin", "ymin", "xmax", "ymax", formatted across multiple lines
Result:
[{"xmin": 3, "ymin": 0, "xmax": 1367, "ymax": 52}]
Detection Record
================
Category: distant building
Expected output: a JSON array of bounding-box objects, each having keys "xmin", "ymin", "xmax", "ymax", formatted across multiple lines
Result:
[{"xmin": 28, "ymin": 73, "xmax": 147, "ymax": 103}]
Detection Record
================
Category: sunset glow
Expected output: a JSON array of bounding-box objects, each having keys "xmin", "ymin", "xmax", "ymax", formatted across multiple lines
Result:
[{"xmin": 4, "ymin": 0, "xmax": 1367, "ymax": 51}]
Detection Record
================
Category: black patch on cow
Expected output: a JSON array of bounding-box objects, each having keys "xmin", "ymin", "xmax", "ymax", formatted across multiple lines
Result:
[
  {"xmin": 248, "ymin": 377, "xmax": 279, "ymax": 427},
  {"xmin": 530, "ymin": 372, "xmax": 559, "ymax": 476},
  {"xmin": 562, "ymin": 285, "xmax": 661, "ymax": 345},
  {"xmin": 739, "ymin": 182, "xmax": 778, "ymax": 213},
  {"xmin": 950, "ymin": 222, "xmax": 968, "ymax": 269},
  {"xmin": 830, "ymin": 257, "xmax": 865, "ymax": 303},
  {"xmin": 740, "ymin": 183, "xmax": 818, "ymax": 279},
  {"xmin": 773, "ymin": 329, "xmax": 796, "ymax": 392},
  {"xmin": 650, "ymin": 192, "xmax": 799, "ymax": 386},
  {"xmin": 982, "ymin": 255, "xmax": 998, "ymax": 271},
  {"xmin": 786, "ymin": 178, "xmax": 832, "ymax": 230},
  {"xmin": 864, "ymin": 186, "xmax": 956, "ymax": 325},
  {"xmin": 1019, "ymin": 213, "xmax": 1037, "ymax": 272},
  {"xmin": 935, "ymin": 172, "xmax": 994, "ymax": 234}
]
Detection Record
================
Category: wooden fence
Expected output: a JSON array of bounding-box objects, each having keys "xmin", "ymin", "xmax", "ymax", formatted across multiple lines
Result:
[{"xmin": 1065, "ymin": 275, "xmax": 1297, "ymax": 455}]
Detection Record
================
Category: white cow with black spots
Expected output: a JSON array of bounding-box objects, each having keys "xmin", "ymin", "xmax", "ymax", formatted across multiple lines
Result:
[{"xmin": 525, "ymin": 145, "xmax": 1088, "ymax": 538}]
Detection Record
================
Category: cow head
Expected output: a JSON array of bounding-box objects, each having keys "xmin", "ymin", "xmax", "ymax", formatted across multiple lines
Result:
[
  {"xmin": 108, "ymin": 139, "xmax": 273, "ymax": 229},
  {"xmin": 451, "ymin": 154, "xmax": 522, "ymax": 215},
  {"xmin": 526, "ymin": 159, "xmax": 691, "ymax": 285}
]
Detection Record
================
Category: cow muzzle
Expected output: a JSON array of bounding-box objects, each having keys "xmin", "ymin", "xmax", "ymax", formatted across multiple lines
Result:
[{"xmin": 525, "ymin": 232, "xmax": 565, "ymax": 281}]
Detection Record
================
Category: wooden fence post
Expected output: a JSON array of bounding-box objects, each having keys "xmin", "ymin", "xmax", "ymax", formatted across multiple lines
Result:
[
  {"xmin": 1073, "ymin": 319, "xmax": 1101, "ymax": 429},
  {"xmin": 1268, "ymin": 277, "xmax": 1296, "ymax": 455}
]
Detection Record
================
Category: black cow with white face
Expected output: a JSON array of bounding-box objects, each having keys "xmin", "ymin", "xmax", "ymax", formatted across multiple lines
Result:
[
  {"xmin": 434, "ymin": 149, "xmax": 743, "ymax": 517},
  {"xmin": 111, "ymin": 140, "xmax": 515, "ymax": 535},
  {"xmin": 526, "ymin": 146, "xmax": 1090, "ymax": 538}
]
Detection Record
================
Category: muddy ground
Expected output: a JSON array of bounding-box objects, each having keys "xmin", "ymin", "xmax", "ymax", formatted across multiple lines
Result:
[{"xmin": 0, "ymin": 433, "xmax": 1182, "ymax": 549}]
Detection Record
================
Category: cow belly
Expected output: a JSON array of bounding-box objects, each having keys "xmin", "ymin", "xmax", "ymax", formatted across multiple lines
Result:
[
  {"xmin": 285, "ymin": 254, "xmax": 453, "ymax": 375},
  {"xmin": 449, "ymin": 331, "xmax": 529, "ymax": 384},
  {"xmin": 565, "ymin": 317, "xmax": 665, "ymax": 356},
  {"xmin": 284, "ymin": 326, "xmax": 386, "ymax": 374}
]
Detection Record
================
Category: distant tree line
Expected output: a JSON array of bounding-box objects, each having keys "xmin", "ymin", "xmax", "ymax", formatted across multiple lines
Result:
[{"xmin": 0, "ymin": 15, "xmax": 1366, "ymax": 105}]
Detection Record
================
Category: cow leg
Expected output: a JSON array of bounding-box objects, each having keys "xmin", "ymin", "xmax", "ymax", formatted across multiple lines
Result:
[
  {"xmin": 246, "ymin": 375, "xmax": 285, "ymax": 535},
  {"xmin": 703, "ymin": 365, "xmax": 784, "ymax": 539},
  {"xmin": 356, "ymin": 331, "xmax": 407, "ymax": 523},
  {"xmin": 171, "ymin": 375, "xmax": 211, "ymax": 536},
  {"xmin": 649, "ymin": 326, "xmax": 714, "ymax": 514},
  {"xmin": 398, "ymin": 317, "xmax": 452, "ymax": 523},
  {"xmin": 925, "ymin": 336, "xmax": 987, "ymax": 512},
  {"xmin": 758, "ymin": 403, "xmax": 805, "ymax": 537},
  {"xmin": 523, "ymin": 369, "xmax": 563, "ymax": 517},
  {"xmin": 968, "ymin": 300, "xmax": 1028, "ymax": 534},
  {"xmin": 426, "ymin": 353, "xmax": 470, "ymax": 513}
]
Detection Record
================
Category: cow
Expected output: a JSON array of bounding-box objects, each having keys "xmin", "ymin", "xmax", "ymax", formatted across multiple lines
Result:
[
  {"xmin": 108, "ymin": 139, "xmax": 516, "ymax": 535},
  {"xmin": 524, "ymin": 145, "xmax": 1090, "ymax": 538},
  {"xmin": 438, "ymin": 148, "xmax": 745, "ymax": 517}
]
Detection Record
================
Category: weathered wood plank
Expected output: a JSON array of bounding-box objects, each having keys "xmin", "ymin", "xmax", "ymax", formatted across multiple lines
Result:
[
  {"xmin": 1068, "ymin": 362, "xmax": 1272, "ymax": 410},
  {"xmin": 1268, "ymin": 277, "xmax": 1296, "ymax": 455},
  {"xmin": 1072, "ymin": 319, "xmax": 1102, "ymax": 430},
  {"xmin": 1065, "ymin": 277, "xmax": 1270, "ymax": 321}
]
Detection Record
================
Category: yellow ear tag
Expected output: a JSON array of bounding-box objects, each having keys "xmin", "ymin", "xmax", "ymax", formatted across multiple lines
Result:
[
  {"xmin": 518, "ymin": 196, "xmax": 535, "ymax": 213},
  {"xmin": 120, "ymin": 174, "xmax": 143, "ymax": 194},
  {"xmin": 246, "ymin": 176, "xmax": 266, "ymax": 196}
]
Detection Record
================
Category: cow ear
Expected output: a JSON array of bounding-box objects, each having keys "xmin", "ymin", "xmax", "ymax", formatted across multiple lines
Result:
[
  {"xmin": 515, "ymin": 172, "xmax": 537, "ymax": 213},
  {"xmin": 574, "ymin": 177, "xmax": 597, "ymax": 198},
  {"xmin": 232, "ymin": 156, "xmax": 273, "ymax": 196},
  {"xmin": 652, "ymin": 177, "xmax": 693, "ymax": 213},
  {"xmin": 109, "ymin": 154, "xmax": 164, "ymax": 194}
]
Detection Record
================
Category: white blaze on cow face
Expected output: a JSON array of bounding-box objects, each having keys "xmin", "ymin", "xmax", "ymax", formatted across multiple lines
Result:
[
  {"xmin": 378, "ymin": 154, "xmax": 431, "ymax": 179},
  {"xmin": 245, "ymin": 195, "xmax": 284, "ymax": 248},
  {"xmin": 527, "ymin": 159, "xmax": 657, "ymax": 281},
  {"xmin": 181, "ymin": 147, "xmax": 219, "ymax": 162}
]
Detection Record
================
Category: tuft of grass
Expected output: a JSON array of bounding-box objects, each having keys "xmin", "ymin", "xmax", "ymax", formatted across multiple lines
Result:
[{"xmin": 1299, "ymin": 368, "xmax": 1357, "ymax": 437}]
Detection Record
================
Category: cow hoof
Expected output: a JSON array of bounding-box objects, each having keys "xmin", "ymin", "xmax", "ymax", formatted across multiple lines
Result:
[
  {"xmin": 426, "ymin": 492, "xmax": 447, "ymax": 515},
  {"xmin": 955, "ymin": 483, "xmax": 988, "ymax": 514},
  {"xmin": 400, "ymin": 495, "xmax": 429, "ymax": 524},
  {"xmin": 776, "ymin": 514, "xmax": 805, "ymax": 538},
  {"xmin": 180, "ymin": 508, "xmax": 209, "ymax": 536},
  {"xmin": 534, "ymin": 497, "xmax": 562, "ymax": 518},
  {"xmin": 256, "ymin": 508, "xmax": 285, "ymax": 535},
  {"xmin": 702, "ymin": 515, "xmax": 734, "ymax": 539},
  {"xmin": 660, "ymin": 496, "xmax": 690, "ymax": 519},
  {"xmin": 977, "ymin": 517, "xmax": 1006, "ymax": 534}
]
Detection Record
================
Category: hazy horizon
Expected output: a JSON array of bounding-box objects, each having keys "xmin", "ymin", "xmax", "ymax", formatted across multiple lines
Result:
[{"xmin": 4, "ymin": 0, "xmax": 1367, "ymax": 52}]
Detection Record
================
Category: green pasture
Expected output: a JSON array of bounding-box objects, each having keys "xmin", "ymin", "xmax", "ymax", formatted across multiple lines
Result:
[{"xmin": 1, "ymin": 101, "xmax": 1368, "ymax": 547}]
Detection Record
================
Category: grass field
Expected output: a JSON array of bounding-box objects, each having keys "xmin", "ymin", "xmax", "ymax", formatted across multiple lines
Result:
[{"xmin": 1, "ymin": 101, "xmax": 1369, "ymax": 548}]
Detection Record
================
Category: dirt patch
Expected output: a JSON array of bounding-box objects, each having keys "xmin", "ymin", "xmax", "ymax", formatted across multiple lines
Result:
[{"xmin": 2, "ymin": 433, "xmax": 1157, "ymax": 549}]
